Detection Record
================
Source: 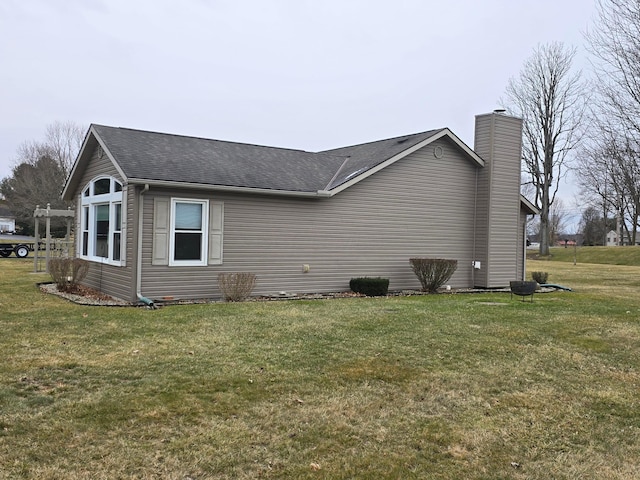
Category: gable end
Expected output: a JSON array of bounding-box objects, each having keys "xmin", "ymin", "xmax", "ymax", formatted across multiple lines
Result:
[{"xmin": 62, "ymin": 126, "xmax": 127, "ymax": 201}]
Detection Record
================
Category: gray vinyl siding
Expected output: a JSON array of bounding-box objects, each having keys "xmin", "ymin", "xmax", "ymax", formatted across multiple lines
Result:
[
  {"xmin": 473, "ymin": 118, "xmax": 491, "ymax": 287},
  {"xmin": 517, "ymin": 205, "xmax": 527, "ymax": 281},
  {"xmin": 139, "ymin": 137, "xmax": 480, "ymax": 300},
  {"xmin": 71, "ymin": 147, "xmax": 135, "ymax": 301},
  {"xmin": 473, "ymin": 113, "xmax": 523, "ymax": 288}
]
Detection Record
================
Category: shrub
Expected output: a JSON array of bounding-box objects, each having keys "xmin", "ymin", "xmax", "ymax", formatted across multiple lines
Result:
[
  {"xmin": 349, "ymin": 277, "xmax": 390, "ymax": 297},
  {"xmin": 531, "ymin": 271, "xmax": 549, "ymax": 284},
  {"xmin": 48, "ymin": 257, "xmax": 89, "ymax": 293},
  {"xmin": 218, "ymin": 272, "xmax": 257, "ymax": 302},
  {"xmin": 409, "ymin": 258, "xmax": 458, "ymax": 293}
]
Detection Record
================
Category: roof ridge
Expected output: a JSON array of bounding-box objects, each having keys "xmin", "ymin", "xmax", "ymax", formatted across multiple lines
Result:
[
  {"xmin": 320, "ymin": 128, "xmax": 445, "ymax": 153},
  {"xmin": 91, "ymin": 124, "xmax": 341, "ymax": 157},
  {"xmin": 91, "ymin": 124, "xmax": 445, "ymax": 157}
]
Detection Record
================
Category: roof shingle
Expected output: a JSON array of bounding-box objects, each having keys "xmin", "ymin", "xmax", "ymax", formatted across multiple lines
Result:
[{"xmin": 77, "ymin": 125, "xmax": 448, "ymax": 195}]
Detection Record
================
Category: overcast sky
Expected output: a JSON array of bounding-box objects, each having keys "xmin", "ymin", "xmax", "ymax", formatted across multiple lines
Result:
[{"xmin": 1, "ymin": 0, "xmax": 597, "ymax": 221}]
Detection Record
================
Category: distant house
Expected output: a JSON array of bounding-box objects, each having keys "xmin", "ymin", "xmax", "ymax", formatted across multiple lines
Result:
[
  {"xmin": 555, "ymin": 234, "xmax": 581, "ymax": 248},
  {"xmin": 606, "ymin": 229, "xmax": 640, "ymax": 246},
  {"xmin": 0, "ymin": 205, "xmax": 16, "ymax": 234},
  {"xmin": 62, "ymin": 112, "xmax": 537, "ymax": 303},
  {"xmin": 555, "ymin": 239, "xmax": 577, "ymax": 248}
]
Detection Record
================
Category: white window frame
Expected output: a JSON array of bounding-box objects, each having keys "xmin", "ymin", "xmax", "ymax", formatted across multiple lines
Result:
[
  {"xmin": 112, "ymin": 202, "xmax": 122, "ymax": 261},
  {"xmin": 169, "ymin": 198, "xmax": 209, "ymax": 267},
  {"xmin": 79, "ymin": 176, "xmax": 124, "ymax": 266}
]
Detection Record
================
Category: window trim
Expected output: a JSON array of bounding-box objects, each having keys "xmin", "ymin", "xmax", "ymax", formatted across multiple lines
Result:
[
  {"xmin": 79, "ymin": 176, "xmax": 124, "ymax": 266},
  {"xmin": 168, "ymin": 198, "xmax": 209, "ymax": 267}
]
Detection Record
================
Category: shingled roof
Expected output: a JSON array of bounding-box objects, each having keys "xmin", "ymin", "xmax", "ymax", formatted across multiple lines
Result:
[
  {"xmin": 63, "ymin": 124, "xmax": 481, "ymax": 200},
  {"xmin": 91, "ymin": 125, "xmax": 351, "ymax": 192},
  {"xmin": 320, "ymin": 129, "xmax": 445, "ymax": 190}
]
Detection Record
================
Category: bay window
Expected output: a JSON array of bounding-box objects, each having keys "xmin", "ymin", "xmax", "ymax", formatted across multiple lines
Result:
[{"xmin": 80, "ymin": 177, "xmax": 124, "ymax": 265}]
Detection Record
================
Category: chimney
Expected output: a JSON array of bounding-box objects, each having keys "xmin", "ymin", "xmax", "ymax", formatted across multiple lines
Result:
[{"xmin": 473, "ymin": 111, "xmax": 524, "ymax": 288}]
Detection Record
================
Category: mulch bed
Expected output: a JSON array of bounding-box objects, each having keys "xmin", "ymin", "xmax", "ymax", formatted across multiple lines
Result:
[
  {"xmin": 39, "ymin": 282, "xmax": 555, "ymax": 308},
  {"xmin": 39, "ymin": 283, "xmax": 132, "ymax": 306}
]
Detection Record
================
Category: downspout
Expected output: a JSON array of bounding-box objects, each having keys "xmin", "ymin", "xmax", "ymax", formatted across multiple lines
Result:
[
  {"xmin": 523, "ymin": 212, "xmax": 537, "ymax": 280},
  {"xmin": 136, "ymin": 184, "xmax": 154, "ymax": 308},
  {"xmin": 523, "ymin": 213, "xmax": 530, "ymax": 281},
  {"xmin": 472, "ymin": 168, "xmax": 478, "ymax": 288}
]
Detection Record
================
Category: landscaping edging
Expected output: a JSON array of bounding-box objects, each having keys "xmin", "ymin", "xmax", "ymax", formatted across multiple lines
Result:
[{"xmin": 39, "ymin": 283, "xmax": 564, "ymax": 307}]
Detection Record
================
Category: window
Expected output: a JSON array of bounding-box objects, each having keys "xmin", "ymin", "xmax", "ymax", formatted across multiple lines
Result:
[
  {"xmin": 81, "ymin": 206, "xmax": 89, "ymax": 256},
  {"xmin": 80, "ymin": 177, "xmax": 124, "ymax": 265},
  {"xmin": 152, "ymin": 197, "xmax": 223, "ymax": 267},
  {"xmin": 169, "ymin": 199, "xmax": 208, "ymax": 266},
  {"xmin": 113, "ymin": 203, "xmax": 122, "ymax": 261}
]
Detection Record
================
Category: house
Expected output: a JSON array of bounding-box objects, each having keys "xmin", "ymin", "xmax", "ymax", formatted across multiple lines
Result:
[
  {"xmin": 555, "ymin": 238, "xmax": 577, "ymax": 248},
  {"xmin": 0, "ymin": 205, "xmax": 16, "ymax": 234},
  {"xmin": 62, "ymin": 111, "xmax": 537, "ymax": 303},
  {"xmin": 606, "ymin": 229, "xmax": 640, "ymax": 246}
]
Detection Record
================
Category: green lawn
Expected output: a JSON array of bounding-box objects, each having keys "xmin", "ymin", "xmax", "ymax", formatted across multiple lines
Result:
[
  {"xmin": 1, "ymin": 257, "xmax": 640, "ymax": 479},
  {"xmin": 532, "ymin": 245, "xmax": 640, "ymax": 266}
]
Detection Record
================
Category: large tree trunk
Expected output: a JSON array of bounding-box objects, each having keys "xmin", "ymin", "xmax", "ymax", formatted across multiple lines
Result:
[
  {"xmin": 539, "ymin": 188, "xmax": 551, "ymax": 255},
  {"xmin": 503, "ymin": 42, "xmax": 586, "ymax": 256}
]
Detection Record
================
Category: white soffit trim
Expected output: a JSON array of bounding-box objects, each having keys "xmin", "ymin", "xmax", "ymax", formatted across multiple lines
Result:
[
  {"xmin": 442, "ymin": 128, "xmax": 485, "ymax": 167},
  {"xmin": 324, "ymin": 128, "xmax": 485, "ymax": 197},
  {"xmin": 520, "ymin": 195, "xmax": 539, "ymax": 214}
]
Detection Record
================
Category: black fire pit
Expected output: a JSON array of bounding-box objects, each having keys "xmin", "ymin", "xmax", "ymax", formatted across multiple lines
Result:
[{"xmin": 509, "ymin": 281, "xmax": 538, "ymax": 302}]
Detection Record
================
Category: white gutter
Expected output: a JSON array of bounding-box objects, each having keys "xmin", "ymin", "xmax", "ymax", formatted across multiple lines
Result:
[
  {"xmin": 136, "ymin": 184, "xmax": 154, "ymax": 307},
  {"xmin": 127, "ymin": 178, "xmax": 327, "ymax": 198}
]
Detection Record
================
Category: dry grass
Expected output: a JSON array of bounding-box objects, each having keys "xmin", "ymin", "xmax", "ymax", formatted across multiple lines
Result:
[
  {"xmin": 1, "ymin": 257, "xmax": 640, "ymax": 478},
  {"xmin": 531, "ymin": 245, "xmax": 640, "ymax": 266}
]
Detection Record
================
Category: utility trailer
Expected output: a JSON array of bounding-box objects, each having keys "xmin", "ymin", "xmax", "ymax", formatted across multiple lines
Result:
[
  {"xmin": 0, "ymin": 242, "xmax": 34, "ymax": 258},
  {"xmin": 0, "ymin": 205, "xmax": 75, "ymax": 267}
]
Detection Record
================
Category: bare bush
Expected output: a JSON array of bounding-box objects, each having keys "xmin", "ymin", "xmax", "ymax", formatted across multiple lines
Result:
[
  {"xmin": 218, "ymin": 273, "xmax": 257, "ymax": 302},
  {"xmin": 409, "ymin": 258, "xmax": 458, "ymax": 293},
  {"xmin": 531, "ymin": 271, "xmax": 549, "ymax": 284},
  {"xmin": 48, "ymin": 258, "xmax": 89, "ymax": 293}
]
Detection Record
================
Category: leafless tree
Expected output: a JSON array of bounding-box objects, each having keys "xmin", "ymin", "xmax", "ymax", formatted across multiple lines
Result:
[
  {"xmin": 1, "ymin": 121, "xmax": 85, "ymax": 235},
  {"xmin": 549, "ymin": 198, "xmax": 568, "ymax": 245},
  {"xmin": 576, "ymin": 141, "xmax": 615, "ymax": 228},
  {"xmin": 576, "ymin": 136, "xmax": 639, "ymax": 244},
  {"xmin": 586, "ymin": 0, "xmax": 640, "ymax": 138},
  {"xmin": 520, "ymin": 175, "xmax": 536, "ymax": 203},
  {"xmin": 503, "ymin": 42, "xmax": 588, "ymax": 255},
  {"xmin": 579, "ymin": 205, "xmax": 615, "ymax": 246},
  {"xmin": 16, "ymin": 121, "xmax": 85, "ymax": 178},
  {"xmin": 526, "ymin": 198, "xmax": 568, "ymax": 245},
  {"xmin": 580, "ymin": 0, "xmax": 640, "ymax": 244},
  {"xmin": 45, "ymin": 121, "xmax": 85, "ymax": 177}
]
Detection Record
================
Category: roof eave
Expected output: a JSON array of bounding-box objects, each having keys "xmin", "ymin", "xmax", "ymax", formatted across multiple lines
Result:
[
  {"xmin": 520, "ymin": 195, "xmax": 539, "ymax": 215},
  {"xmin": 126, "ymin": 178, "xmax": 328, "ymax": 198}
]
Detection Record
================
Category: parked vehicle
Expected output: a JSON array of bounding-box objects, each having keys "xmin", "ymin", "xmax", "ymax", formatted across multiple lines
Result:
[{"xmin": 0, "ymin": 242, "xmax": 34, "ymax": 258}]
